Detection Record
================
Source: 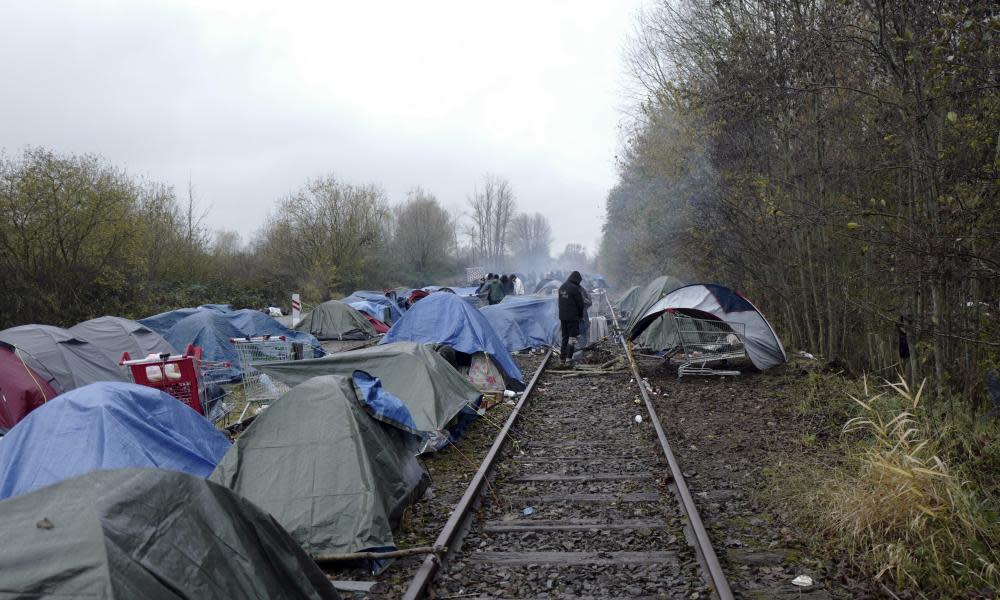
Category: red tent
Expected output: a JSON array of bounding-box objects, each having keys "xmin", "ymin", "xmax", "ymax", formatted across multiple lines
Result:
[
  {"xmin": 364, "ymin": 315, "xmax": 390, "ymax": 334},
  {"xmin": 0, "ymin": 343, "xmax": 58, "ymax": 432}
]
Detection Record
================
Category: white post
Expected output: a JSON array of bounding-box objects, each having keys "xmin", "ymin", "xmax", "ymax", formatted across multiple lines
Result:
[{"xmin": 291, "ymin": 293, "xmax": 301, "ymax": 327}]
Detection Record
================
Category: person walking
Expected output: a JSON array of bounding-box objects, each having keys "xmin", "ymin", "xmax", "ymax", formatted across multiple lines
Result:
[{"xmin": 557, "ymin": 271, "xmax": 586, "ymax": 367}]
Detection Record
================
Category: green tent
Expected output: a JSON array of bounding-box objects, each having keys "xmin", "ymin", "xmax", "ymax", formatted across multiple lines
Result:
[
  {"xmin": 257, "ymin": 341, "xmax": 481, "ymax": 452},
  {"xmin": 0, "ymin": 469, "xmax": 339, "ymax": 599},
  {"xmin": 294, "ymin": 300, "xmax": 376, "ymax": 340},
  {"xmin": 209, "ymin": 375, "xmax": 427, "ymax": 558},
  {"xmin": 626, "ymin": 276, "xmax": 686, "ymax": 351},
  {"xmin": 615, "ymin": 285, "xmax": 642, "ymax": 319}
]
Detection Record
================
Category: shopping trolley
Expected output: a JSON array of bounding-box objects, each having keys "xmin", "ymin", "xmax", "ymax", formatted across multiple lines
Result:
[
  {"xmin": 120, "ymin": 345, "xmax": 206, "ymax": 414},
  {"xmin": 231, "ymin": 335, "xmax": 293, "ymax": 422},
  {"xmin": 669, "ymin": 312, "xmax": 747, "ymax": 377}
]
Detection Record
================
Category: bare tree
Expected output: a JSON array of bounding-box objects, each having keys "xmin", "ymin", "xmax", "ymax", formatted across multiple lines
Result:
[{"xmin": 466, "ymin": 174, "xmax": 516, "ymax": 264}]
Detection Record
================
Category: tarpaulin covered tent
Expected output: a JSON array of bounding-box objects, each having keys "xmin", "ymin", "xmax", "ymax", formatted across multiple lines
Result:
[
  {"xmin": 480, "ymin": 295, "xmax": 560, "ymax": 352},
  {"xmin": 138, "ymin": 307, "xmax": 201, "ymax": 333},
  {"xmin": 381, "ymin": 292, "xmax": 524, "ymax": 389},
  {"xmin": 0, "ymin": 343, "xmax": 57, "ymax": 433},
  {"xmin": 210, "ymin": 374, "xmax": 427, "ymax": 558},
  {"xmin": 70, "ymin": 316, "xmax": 176, "ymax": 360},
  {"xmin": 0, "ymin": 382, "xmax": 231, "ymax": 500},
  {"xmin": 294, "ymin": 300, "xmax": 377, "ymax": 341},
  {"xmin": 343, "ymin": 291, "xmax": 403, "ymax": 324},
  {"xmin": 219, "ymin": 308, "xmax": 323, "ymax": 356},
  {"xmin": 257, "ymin": 341, "xmax": 482, "ymax": 451},
  {"xmin": 0, "ymin": 468, "xmax": 339, "ymax": 599},
  {"xmin": 157, "ymin": 310, "xmax": 244, "ymax": 381},
  {"xmin": 629, "ymin": 283, "xmax": 788, "ymax": 370},
  {"xmin": 0, "ymin": 325, "xmax": 127, "ymax": 393}
]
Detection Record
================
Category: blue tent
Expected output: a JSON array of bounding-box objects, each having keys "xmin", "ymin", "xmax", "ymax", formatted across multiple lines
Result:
[
  {"xmin": 161, "ymin": 311, "xmax": 244, "ymax": 381},
  {"xmin": 0, "ymin": 382, "xmax": 231, "ymax": 500},
  {"xmin": 343, "ymin": 291, "xmax": 403, "ymax": 323},
  {"xmin": 220, "ymin": 309, "xmax": 323, "ymax": 357},
  {"xmin": 381, "ymin": 293, "xmax": 524, "ymax": 388},
  {"xmin": 348, "ymin": 300, "xmax": 390, "ymax": 322},
  {"xmin": 480, "ymin": 295, "xmax": 560, "ymax": 352},
  {"xmin": 139, "ymin": 307, "xmax": 201, "ymax": 333}
]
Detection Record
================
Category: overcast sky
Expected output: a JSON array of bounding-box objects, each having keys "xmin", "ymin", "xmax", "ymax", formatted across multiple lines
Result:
[{"xmin": 1, "ymin": 1, "xmax": 643, "ymax": 254}]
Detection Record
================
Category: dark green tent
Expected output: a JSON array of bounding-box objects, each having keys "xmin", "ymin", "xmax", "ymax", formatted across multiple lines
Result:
[
  {"xmin": 293, "ymin": 300, "xmax": 376, "ymax": 340},
  {"xmin": 257, "ymin": 341, "xmax": 481, "ymax": 452},
  {"xmin": 0, "ymin": 469, "xmax": 339, "ymax": 600},
  {"xmin": 209, "ymin": 375, "xmax": 427, "ymax": 558}
]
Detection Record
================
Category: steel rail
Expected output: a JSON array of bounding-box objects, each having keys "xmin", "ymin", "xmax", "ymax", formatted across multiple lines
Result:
[
  {"xmin": 607, "ymin": 297, "xmax": 734, "ymax": 600},
  {"xmin": 401, "ymin": 349, "xmax": 552, "ymax": 600}
]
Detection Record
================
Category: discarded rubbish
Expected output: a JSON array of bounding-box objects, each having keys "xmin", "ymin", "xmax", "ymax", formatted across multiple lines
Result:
[
  {"xmin": 798, "ymin": 351, "xmax": 816, "ymax": 360},
  {"xmin": 634, "ymin": 415, "xmax": 643, "ymax": 423},
  {"xmin": 522, "ymin": 506, "xmax": 535, "ymax": 516},
  {"xmin": 791, "ymin": 574, "xmax": 813, "ymax": 587}
]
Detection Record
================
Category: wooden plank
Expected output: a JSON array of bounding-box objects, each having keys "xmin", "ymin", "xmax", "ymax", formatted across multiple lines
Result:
[
  {"xmin": 508, "ymin": 492, "xmax": 661, "ymax": 503},
  {"xmin": 474, "ymin": 550, "xmax": 677, "ymax": 566},
  {"xmin": 483, "ymin": 518, "xmax": 667, "ymax": 532},
  {"xmin": 509, "ymin": 472, "xmax": 654, "ymax": 482}
]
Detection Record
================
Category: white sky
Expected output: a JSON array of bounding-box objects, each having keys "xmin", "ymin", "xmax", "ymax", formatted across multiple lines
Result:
[{"xmin": 0, "ymin": 1, "xmax": 644, "ymax": 254}]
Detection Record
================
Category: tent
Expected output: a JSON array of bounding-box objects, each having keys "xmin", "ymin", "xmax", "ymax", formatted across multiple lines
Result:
[
  {"xmin": 343, "ymin": 291, "xmax": 403, "ymax": 324},
  {"xmin": 0, "ymin": 343, "xmax": 58, "ymax": 433},
  {"xmin": 0, "ymin": 382, "xmax": 231, "ymax": 500},
  {"xmin": 210, "ymin": 374, "xmax": 427, "ymax": 559},
  {"xmin": 629, "ymin": 283, "xmax": 788, "ymax": 370},
  {"xmin": 138, "ymin": 307, "xmax": 201, "ymax": 333},
  {"xmin": 620, "ymin": 276, "xmax": 687, "ymax": 351},
  {"xmin": 0, "ymin": 469, "xmax": 339, "ymax": 599},
  {"xmin": 70, "ymin": 316, "xmax": 176, "ymax": 360},
  {"xmin": 615, "ymin": 285, "xmax": 643, "ymax": 319},
  {"xmin": 257, "ymin": 341, "xmax": 482, "ymax": 451},
  {"xmin": 219, "ymin": 308, "xmax": 323, "ymax": 356},
  {"xmin": 534, "ymin": 279, "xmax": 561, "ymax": 295},
  {"xmin": 365, "ymin": 315, "xmax": 391, "ymax": 334},
  {"xmin": 381, "ymin": 292, "xmax": 524, "ymax": 389},
  {"xmin": 0, "ymin": 325, "xmax": 127, "ymax": 393},
  {"xmin": 159, "ymin": 310, "xmax": 244, "ymax": 381},
  {"xmin": 480, "ymin": 295, "xmax": 560, "ymax": 352},
  {"xmin": 294, "ymin": 300, "xmax": 377, "ymax": 341}
]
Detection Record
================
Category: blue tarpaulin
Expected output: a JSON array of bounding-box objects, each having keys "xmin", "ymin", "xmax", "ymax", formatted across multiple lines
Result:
[
  {"xmin": 160, "ymin": 311, "xmax": 245, "ymax": 381},
  {"xmin": 343, "ymin": 291, "xmax": 403, "ymax": 323},
  {"xmin": 0, "ymin": 382, "xmax": 231, "ymax": 500},
  {"xmin": 139, "ymin": 308, "xmax": 200, "ymax": 333},
  {"xmin": 480, "ymin": 295, "xmax": 560, "ymax": 352},
  {"xmin": 381, "ymin": 293, "xmax": 524, "ymax": 388},
  {"xmin": 220, "ymin": 309, "xmax": 323, "ymax": 357}
]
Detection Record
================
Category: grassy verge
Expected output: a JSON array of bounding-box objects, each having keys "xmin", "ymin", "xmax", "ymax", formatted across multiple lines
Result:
[{"xmin": 772, "ymin": 371, "xmax": 1000, "ymax": 598}]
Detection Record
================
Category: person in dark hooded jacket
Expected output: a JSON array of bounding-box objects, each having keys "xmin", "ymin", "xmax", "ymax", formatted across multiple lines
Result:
[{"xmin": 557, "ymin": 271, "xmax": 586, "ymax": 366}]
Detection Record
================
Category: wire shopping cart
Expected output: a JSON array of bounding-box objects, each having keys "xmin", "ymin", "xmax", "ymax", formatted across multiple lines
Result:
[
  {"xmin": 669, "ymin": 313, "xmax": 747, "ymax": 377},
  {"xmin": 231, "ymin": 335, "xmax": 294, "ymax": 422},
  {"xmin": 120, "ymin": 345, "xmax": 207, "ymax": 414}
]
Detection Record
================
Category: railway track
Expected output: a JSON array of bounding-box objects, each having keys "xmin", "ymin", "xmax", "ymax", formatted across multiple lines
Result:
[{"xmin": 398, "ymin": 303, "xmax": 734, "ymax": 599}]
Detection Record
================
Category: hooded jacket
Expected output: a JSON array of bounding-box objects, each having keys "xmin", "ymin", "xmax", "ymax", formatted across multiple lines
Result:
[{"xmin": 558, "ymin": 271, "xmax": 586, "ymax": 321}]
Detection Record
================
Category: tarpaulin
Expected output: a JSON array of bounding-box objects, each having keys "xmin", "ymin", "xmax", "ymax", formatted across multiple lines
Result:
[
  {"xmin": 0, "ymin": 324, "xmax": 128, "ymax": 393},
  {"xmin": 210, "ymin": 374, "xmax": 428, "ymax": 557},
  {"xmin": 0, "ymin": 382, "xmax": 231, "ymax": 500},
  {"xmin": 294, "ymin": 300, "xmax": 377, "ymax": 341},
  {"xmin": 0, "ymin": 468, "xmax": 339, "ymax": 599},
  {"xmin": 381, "ymin": 292, "xmax": 524, "ymax": 389},
  {"xmin": 480, "ymin": 295, "xmax": 561, "ymax": 352},
  {"xmin": 70, "ymin": 316, "xmax": 176, "ymax": 359}
]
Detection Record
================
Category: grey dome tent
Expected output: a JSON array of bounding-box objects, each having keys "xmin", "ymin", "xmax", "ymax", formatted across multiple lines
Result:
[
  {"xmin": 0, "ymin": 325, "xmax": 127, "ymax": 393},
  {"xmin": 615, "ymin": 285, "xmax": 642, "ymax": 319},
  {"xmin": 294, "ymin": 300, "xmax": 377, "ymax": 340},
  {"xmin": 210, "ymin": 374, "xmax": 427, "ymax": 559},
  {"xmin": 629, "ymin": 283, "xmax": 787, "ymax": 370},
  {"xmin": 0, "ymin": 468, "xmax": 339, "ymax": 599},
  {"xmin": 70, "ymin": 316, "xmax": 176, "ymax": 360},
  {"xmin": 622, "ymin": 276, "xmax": 687, "ymax": 352},
  {"xmin": 257, "ymin": 341, "xmax": 482, "ymax": 452}
]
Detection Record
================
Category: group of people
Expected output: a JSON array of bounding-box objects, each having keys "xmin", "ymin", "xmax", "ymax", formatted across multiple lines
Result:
[{"xmin": 476, "ymin": 273, "xmax": 525, "ymax": 305}]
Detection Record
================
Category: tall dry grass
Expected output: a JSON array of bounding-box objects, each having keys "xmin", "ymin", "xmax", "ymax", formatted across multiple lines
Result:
[{"xmin": 805, "ymin": 376, "xmax": 999, "ymax": 596}]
